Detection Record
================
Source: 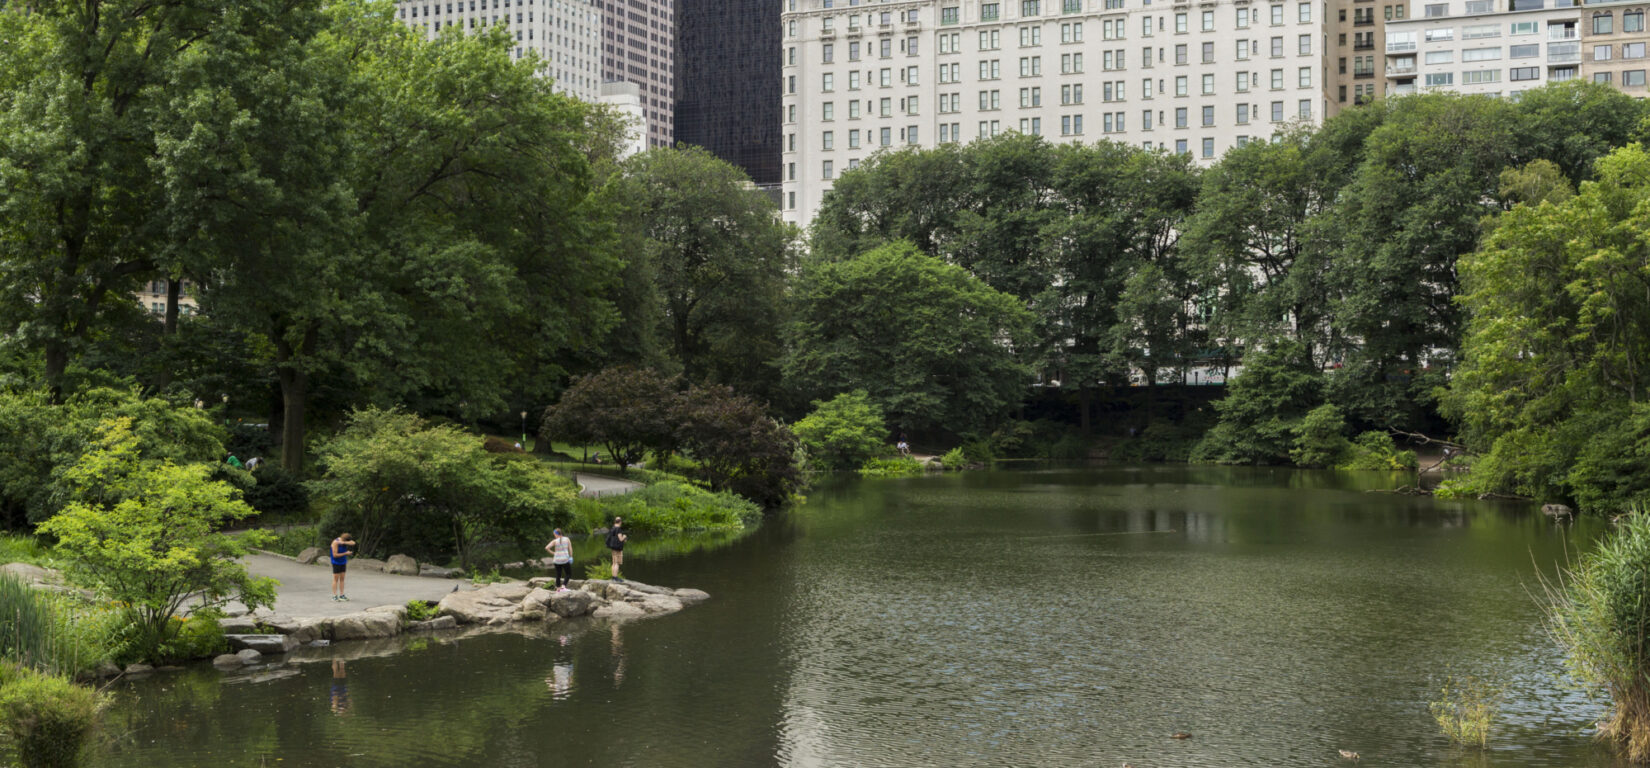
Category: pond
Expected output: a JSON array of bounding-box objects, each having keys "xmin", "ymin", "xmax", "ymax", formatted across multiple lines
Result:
[{"xmin": 96, "ymin": 466, "xmax": 1623, "ymax": 767}]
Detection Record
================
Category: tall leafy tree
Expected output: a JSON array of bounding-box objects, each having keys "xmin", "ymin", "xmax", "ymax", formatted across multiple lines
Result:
[
  {"xmin": 784, "ymin": 241, "xmax": 1033, "ymax": 435},
  {"xmin": 626, "ymin": 146, "xmax": 796, "ymax": 400}
]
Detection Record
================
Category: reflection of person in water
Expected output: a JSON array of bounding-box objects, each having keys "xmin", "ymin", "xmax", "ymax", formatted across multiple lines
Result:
[
  {"xmin": 330, "ymin": 659, "xmax": 350, "ymax": 715},
  {"xmin": 610, "ymin": 624, "xmax": 626, "ymax": 686},
  {"xmin": 547, "ymin": 662, "xmax": 574, "ymax": 700}
]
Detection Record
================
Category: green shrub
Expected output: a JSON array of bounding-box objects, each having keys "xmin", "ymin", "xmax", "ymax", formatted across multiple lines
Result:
[
  {"xmin": 959, "ymin": 438, "xmax": 995, "ymax": 464},
  {"xmin": 941, "ymin": 447, "xmax": 967, "ymax": 471},
  {"xmin": 858, "ymin": 457, "xmax": 925, "ymax": 478},
  {"xmin": 405, "ymin": 600, "xmax": 438, "ymax": 622},
  {"xmin": 1290, "ymin": 404, "xmax": 1352, "ymax": 469},
  {"xmin": 1547, "ymin": 507, "xmax": 1650, "ymax": 761},
  {"xmin": 0, "ymin": 666, "xmax": 101, "ymax": 768},
  {"xmin": 1339, "ymin": 431, "xmax": 1419, "ymax": 470},
  {"xmin": 1114, "ymin": 421, "xmax": 1202, "ymax": 463},
  {"xmin": 156, "ymin": 613, "xmax": 226, "ymax": 662},
  {"xmin": 597, "ymin": 482, "xmax": 760, "ymax": 533},
  {"xmin": 1048, "ymin": 434, "xmax": 1090, "ymax": 461},
  {"xmin": 987, "ymin": 420, "xmax": 1037, "ymax": 458},
  {"xmin": 584, "ymin": 557, "xmax": 618, "ymax": 581},
  {"xmin": 1430, "ymin": 674, "xmax": 1502, "ymax": 748},
  {"xmin": 793, "ymin": 391, "xmax": 888, "ymax": 471},
  {"xmin": 0, "ymin": 536, "xmax": 54, "ymax": 569},
  {"xmin": 241, "ymin": 466, "xmax": 311, "ymax": 520}
]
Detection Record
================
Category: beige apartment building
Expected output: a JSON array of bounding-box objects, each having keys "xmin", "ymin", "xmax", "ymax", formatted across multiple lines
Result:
[
  {"xmin": 1582, "ymin": 1, "xmax": 1650, "ymax": 92},
  {"xmin": 1326, "ymin": 0, "xmax": 1409, "ymax": 113},
  {"xmin": 779, "ymin": 0, "xmax": 1334, "ymax": 227}
]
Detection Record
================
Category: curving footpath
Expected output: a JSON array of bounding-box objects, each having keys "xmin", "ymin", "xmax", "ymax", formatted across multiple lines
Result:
[
  {"xmin": 573, "ymin": 472, "xmax": 644, "ymax": 498},
  {"xmin": 241, "ymin": 553, "xmax": 479, "ymax": 618}
]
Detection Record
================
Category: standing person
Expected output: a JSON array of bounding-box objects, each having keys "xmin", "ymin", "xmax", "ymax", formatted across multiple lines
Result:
[
  {"xmin": 605, "ymin": 517, "xmax": 627, "ymax": 582},
  {"xmin": 329, "ymin": 533, "xmax": 355, "ymax": 602},
  {"xmin": 545, "ymin": 528, "xmax": 574, "ymax": 591}
]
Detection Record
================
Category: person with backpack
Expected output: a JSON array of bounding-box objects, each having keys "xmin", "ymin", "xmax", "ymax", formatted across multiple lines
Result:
[
  {"xmin": 605, "ymin": 517, "xmax": 627, "ymax": 582},
  {"xmin": 544, "ymin": 528, "xmax": 574, "ymax": 591}
]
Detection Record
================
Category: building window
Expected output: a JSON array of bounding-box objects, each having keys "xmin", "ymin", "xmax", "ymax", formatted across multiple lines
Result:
[
  {"xmin": 1176, "ymin": 138, "xmax": 1189, "ymax": 154},
  {"xmin": 822, "ymin": 160, "xmax": 833, "ymax": 179},
  {"xmin": 1175, "ymin": 106, "xmax": 1187, "ymax": 127},
  {"xmin": 1424, "ymin": 72, "xmax": 1454, "ymax": 86},
  {"xmin": 822, "ymin": 73, "xmax": 834, "ymax": 91},
  {"xmin": 1176, "ymin": 12, "xmax": 1188, "ymax": 33},
  {"xmin": 1299, "ymin": 34, "xmax": 1311, "ymax": 55},
  {"xmin": 1463, "ymin": 69, "xmax": 1501, "ymax": 83},
  {"xmin": 1270, "ymin": 4, "xmax": 1283, "ymax": 25},
  {"xmin": 1143, "ymin": 109, "xmax": 1153, "ymax": 129},
  {"xmin": 982, "ymin": 2, "xmax": 1001, "ymax": 20},
  {"xmin": 942, "ymin": 6, "xmax": 959, "ymax": 24},
  {"xmin": 1237, "ymin": 103, "xmax": 1250, "ymax": 123},
  {"xmin": 1201, "ymin": 105, "xmax": 1214, "ymax": 125},
  {"xmin": 1424, "ymin": 3, "xmax": 1447, "ymax": 16},
  {"xmin": 1593, "ymin": 13, "xmax": 1613, "ymax": 34},
  {"xmin": 1629, "ymin": 11, "xmax": 1646, "ymax": 33},
  {"xmin": 1298, "ymin": 99, "xmax": 1311, "ymax": 118},
  {"xmin": 823, "ymin": 102, "xmax": 835, "ymax": 120},
  {"xmin": 822, "ymin": 131, "xmax": 834, "ymax": 149},
  {"xmin": 1298, "ymin": 67, "xmax": 1311, "ymax": 87},
  {"xmin": 1022, "ymin": 0, "xmax": 1041, "ymax": 17},
  {"xmin": 1298, "ymin": 2, "xmax": 1310, "ymax": 22},
  {"xmin": 1176, "ymin": 75, "xmax": 1188, "ymax": 95},
  {"xmin": 1595, "ymin": 44, "xmax": 1613, "ymax": 61},
  {"xmin": 1509, "ymin": 44, "xmax": 1539, "ymax": 58},
  {"xmin": 1202, "ymin": 137, "xmax": 1215, "ymax": 158},
  {"xmin": 1627, "ymin": 42, "xmax": 1647, "ymax": 59},
  {"xmin": 1509, "ymin": 66, "xmax": 1540, "ymax": 80},
  {"xmin": 1237, "ymin": 7, "xmax": 1250, "ymax": 27},
  {"xmin": 1203, "ymin": 41, "xmax": 1216, "ymax": 63},
  {"xmin": 1595, "ymin": 71, "xmax": 1614, "ymax": 83},
  {"xmin": 1202, "ymin": 10, "xmax": 1215, "ymax": 30},
  {"xmin": 1271, "ymin": 100, "xmax": 1284, "ymax": 121},
  {"xmin": 1629, "ymin": 69, "xmax": 1648, "ymax": 86}
]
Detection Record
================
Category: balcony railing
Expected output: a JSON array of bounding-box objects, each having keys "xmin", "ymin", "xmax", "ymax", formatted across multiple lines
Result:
[
  {"xmin": 1387, "ymin": 63, "xmax": 1416, "ymax": 75},
  {"xmin": 1387, "ymin": 41, "xmax": 1416, "ymax": 52},
  {"xmin": 1354, "ymin": 16, "xmax": 1375, "ymax": 25},
  {"xmin": 1354, "ymin": 40, "xmax": 1375, "ymax": 50},
  {"xmin": 1548, "ymin": 29, "xmax": 1579, "ymax": 40},
  {"xmin": 1547, "ymin": 52, "xmax": 1580, "ymax": 62}
]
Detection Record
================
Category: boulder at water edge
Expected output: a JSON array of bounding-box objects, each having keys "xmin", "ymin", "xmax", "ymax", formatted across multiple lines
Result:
[
  {"xmin": 295, "ymin": 547, "xmax": 322, "ymax": 565},
  {"xmin": 226, "ymin": 634, "xmax": 298, "ymax": 654},
  {"xmin": 592, "ymin": 601, "xmax": 647, "ymax": 619},
  {"xmin": 385, "ymin": 554, "xmax": 420, "ymax": 575},
  {"xmin": 438, "ymin": 583, "xmax": 533, "ymax": 625},
  {"xmin": 235, "ymin": 649, "xmax": 263, "ymax": 664},
  {"xmin": 548, "ymin": 588, "xmax": 602, "ymax": 618},
  {"xmin": 328, "ymin": 611, "xmax": 402, "ymax": 641},
  {"xmin": 350, "ymin": 557, "xmax": 387, "ymax": 572}
]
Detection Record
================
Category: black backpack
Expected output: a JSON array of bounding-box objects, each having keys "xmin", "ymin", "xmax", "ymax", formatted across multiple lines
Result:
[{"xmin": 606, "ymin": 529, "xmax": 622, "ymax": 549}]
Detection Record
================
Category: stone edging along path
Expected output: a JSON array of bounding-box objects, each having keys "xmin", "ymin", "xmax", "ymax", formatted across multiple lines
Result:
[{"xmin": 207, "ymin": 577, "xmax": 710, "ymax": 672}]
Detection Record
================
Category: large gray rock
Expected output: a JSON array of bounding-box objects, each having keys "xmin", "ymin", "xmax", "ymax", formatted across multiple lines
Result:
[
  {"xmin": 365, "ymin": 604, "xmax": 408, "ymax": 621},
  {"xmin": 672, "ymin": 588, "xmax": 711, "ymax": 605},
  {"xmin": 350, "ymin": 557, "xmax": 387, "ymax": 572},
  {"xmin": 295, "ymin": 547, "xmax": 323, "ymax": 565},
  {"xmin": 218, "ymin": 616, "xmax": 260, "ymax": 634},
  {"xmin": 592, "ymin": 601, "xmax": 647, "ymax": 619},
  {"xmin": 211, "ymin": 654, "xmax": 244, "ymax": 669},
  {"xmin": 635, "ymin": 595, "xmax": 684, "ymax": 615},
  {"xmin": 225, "ymin": 634, "xmax": 299, "ymax": 654},
  {"xmin": 1542, "ymin": 503, "xmax": 1575, "ymax": 518},
  {"xmin": 259, "ymin": 616, "xmax": 322, "ymax": 644},
  {"xmin": 622, "ymin": 581, "xmax": 674, "ymax": 596},
  {"xmin": 124, "ymin": 663, "xmax": 154, "ymax": 675},
  {"xmin": 548, "ymin": 588, "xmax": 603, "ymax": 618},
  {"xmin": 385, "ymin": 554, "xmax": 420, "ymax": 575},
  {"xmin": 419, "ymin": 564, "xmax": 463, "ymax": 579},
  {"xmin": 407, "ymin": 616, "xmax": 459, "ymax": 632},
  {"xmin": 437, "ymin": 583, "xmax": 531, "ymax": 626},
  {"xmin": 0, "ymin": 562, "xmax": 59, "ymax": 585},
  {"xmin": 235, "ymin": 649, "xmax": 263, "ymax": 664},
  {"xmin": 328, "ymin": 611, "xmax": 402, "ymax": 641},
  {"xmin": 521, "ymin": 588, "xmax": 556, "ymax": 613}
]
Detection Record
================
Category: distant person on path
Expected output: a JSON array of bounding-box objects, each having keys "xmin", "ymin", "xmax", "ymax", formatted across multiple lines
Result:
[
  {"xmin": 545, "ymin": 528, "xmax": 574, "ymax": 590},
  {"xmin": 329, "ymin": 533, "xmax": 356, "ymax": 602},
  {"xmin": 226, "ymin": 454, "xmax": 244, "ymax": 468},
  {"xmin": 245, "ymin": 456, "xmax": 262, "ymax": 471},
  {"xmin": 897, "ymin": 440, "xmax": 911, "ymax": 456},
  {"xmin": 606, "ymin": 517, "xmax": 627, "ymax": 582}
]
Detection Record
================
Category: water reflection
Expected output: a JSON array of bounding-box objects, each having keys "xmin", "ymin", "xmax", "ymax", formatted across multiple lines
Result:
[
  {"xmin": 96, "ymin": 467, "xmax": 1618, "ymax": 768},
  {"xmin": 328, "ymin": 660, "xmax": 349, "ymax": 716}
]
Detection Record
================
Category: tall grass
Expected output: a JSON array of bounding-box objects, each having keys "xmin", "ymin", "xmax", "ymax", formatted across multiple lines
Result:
[
  {"xmin": 0, "ymin": 535, "xmax": 55, "ymax": 568},
  {"xmin": 1544, "ymin": 506, "xmax": 1650, "ymax": 761},
  {"xmin": 0, "ymin": 576, "xmax": 118, "ymax": 677}
]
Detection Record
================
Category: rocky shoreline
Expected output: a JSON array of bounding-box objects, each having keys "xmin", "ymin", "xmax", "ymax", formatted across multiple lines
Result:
[{"xmin": 203, "ymin": 577, "xmax": 709, "ymax": 671}]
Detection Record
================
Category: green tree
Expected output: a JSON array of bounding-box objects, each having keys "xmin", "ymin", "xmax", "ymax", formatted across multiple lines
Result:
[
  {"xmin": 674, "ymin": 384, "xmax": 802, "ymax": 508},
  {"xmin": 1445, "ymin": 144, "xmax": 1650, "ymax": 511},
  {"xmin": 541, "ymin": 366, "xmax": 679, "ymax": 471},
  {"xmin": 626, "ymin": 146, "xmax": 796, "ymax": 399},
  {"xmin": 1290, "ymin": 404, "xmax": 1351, "ymax": 469},
  {"xmin": 1193, "ymin": 342, "xmax": 1325, "ymax": 465},
  {"xmin": 793, "ymin": 391, "xmax": 890, "ymax": 471},
  {"xmin": 808, "ymin": 143, "xmax": 970, "ymax": 261},
  {"xmin": 309, "ymin": 409, "xmax": 577, "ymax": 567},
  {"xmin": 37, "ymin": 419, "xmax": 275, "ymax": 661},
  {"xmin": 785, "ymin": 241, "xmax": 1034, "ymax": 435}
]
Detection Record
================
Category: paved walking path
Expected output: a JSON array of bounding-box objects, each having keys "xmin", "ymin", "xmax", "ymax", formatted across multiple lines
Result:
[
  {"xmin": 240, "ymin": 553, "xmax": 481, "ymax": 618},
  {"xmin": 574, "ymin": 472, "xmax": 644, "ymax": 498}
]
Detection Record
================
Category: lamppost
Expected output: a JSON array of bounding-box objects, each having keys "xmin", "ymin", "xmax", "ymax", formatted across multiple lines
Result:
[{"xmin": 520, "ymin": 410, "xmax": 528, "ymax": 448}]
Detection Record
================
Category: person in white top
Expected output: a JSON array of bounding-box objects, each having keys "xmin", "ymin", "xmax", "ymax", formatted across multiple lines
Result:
[{"xmin": 545, "ymin": 528, "xmax": 574, "ymax": 591}]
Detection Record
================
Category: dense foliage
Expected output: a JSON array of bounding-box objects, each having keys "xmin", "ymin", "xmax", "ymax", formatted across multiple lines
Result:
[
  {"xmin": 793, "ymin": 391, "xmax": 890, "ymax": 471},
  {"xmin": 309, "ymin": 409, "xmax": 578, "ymax": 567},
  {"xmin": 36, "ymin": 420, "xmax": 274, "ymax": 662}
]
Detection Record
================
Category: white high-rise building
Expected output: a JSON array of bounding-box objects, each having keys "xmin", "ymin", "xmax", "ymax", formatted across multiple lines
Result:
[
  {"xmin": 1382, "ymin": 0, "xmax": 1584, "ymax": 97},
  {"xmin": 780, "ymin": 0, "xmax": 1333, "ymax": 227},
  {"xmin": 396, "ymin": 0, "xmax": 604, "ymax": 102}
]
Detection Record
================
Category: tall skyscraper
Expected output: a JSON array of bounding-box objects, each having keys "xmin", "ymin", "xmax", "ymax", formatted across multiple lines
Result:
[
  {"xmin": 394, "ymin": 0, "xmax": 603, "ymax": 102},
  {"xmin": 676, "ymin": 0, "xmax": 782, "ymax": 186},
  {"xmin": 600, "ymin": 0, "xmax": 676, "ymax": 149}
]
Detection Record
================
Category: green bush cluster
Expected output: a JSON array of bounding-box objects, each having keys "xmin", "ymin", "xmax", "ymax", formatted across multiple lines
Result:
[
  {"xmin": 578, "ymin": 481, "xmax": 760, "ymax": 533},
  {"xmin": 1340, "ymin": 432, "xmax": 1418, "ymax": 471},
  {"xmin": 793, "ymin": 391, "xmax": 888, "ymax": 471},
  {"xmin": 858, "ymin": 457, "xmax": 925, "ymax": 478},
  {"xmin": 155, "ymin": 614, "xmax": 226, "ymax": 663},
  {"xmin": 1113, "ymin": 421, "xmax": 1202, "ymax": 463},
  {"xmin": 0, "ymin": 665, "xmax": 101, "ymax": 768},
  {"xmin": 940, "ymin": 448, "xmax": 968, "ymax": 471}
]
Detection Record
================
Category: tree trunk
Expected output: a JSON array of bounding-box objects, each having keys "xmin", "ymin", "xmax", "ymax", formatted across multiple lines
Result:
[
  {"xmin": 274, "ymin": 325, "xmax": 316, "ymax": 475},
  {"xmin": 163, "ymin": 278, "xmax": 180, "ymax": 334},
  {"xmin": 148, "ymin": 278, "xmax": 184, "ymax": 393},
  {"xmin": 44, "ymin": 341, "xmax": 69, "ymax": 403},
  {"xmin": 1079, "ymin": 384, "xmax": 1092, "ymax": 436}
]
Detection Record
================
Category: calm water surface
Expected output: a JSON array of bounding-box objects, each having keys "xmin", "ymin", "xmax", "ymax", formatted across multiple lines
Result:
[{"xmin": 97, "ymin": 466, "xmax": 1624, "ymax": 767}]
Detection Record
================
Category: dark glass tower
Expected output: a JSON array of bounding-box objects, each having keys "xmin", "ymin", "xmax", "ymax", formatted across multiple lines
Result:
[{"xmin": 675, "ymin": 0, "xmax": 780, "ymax": 187}]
